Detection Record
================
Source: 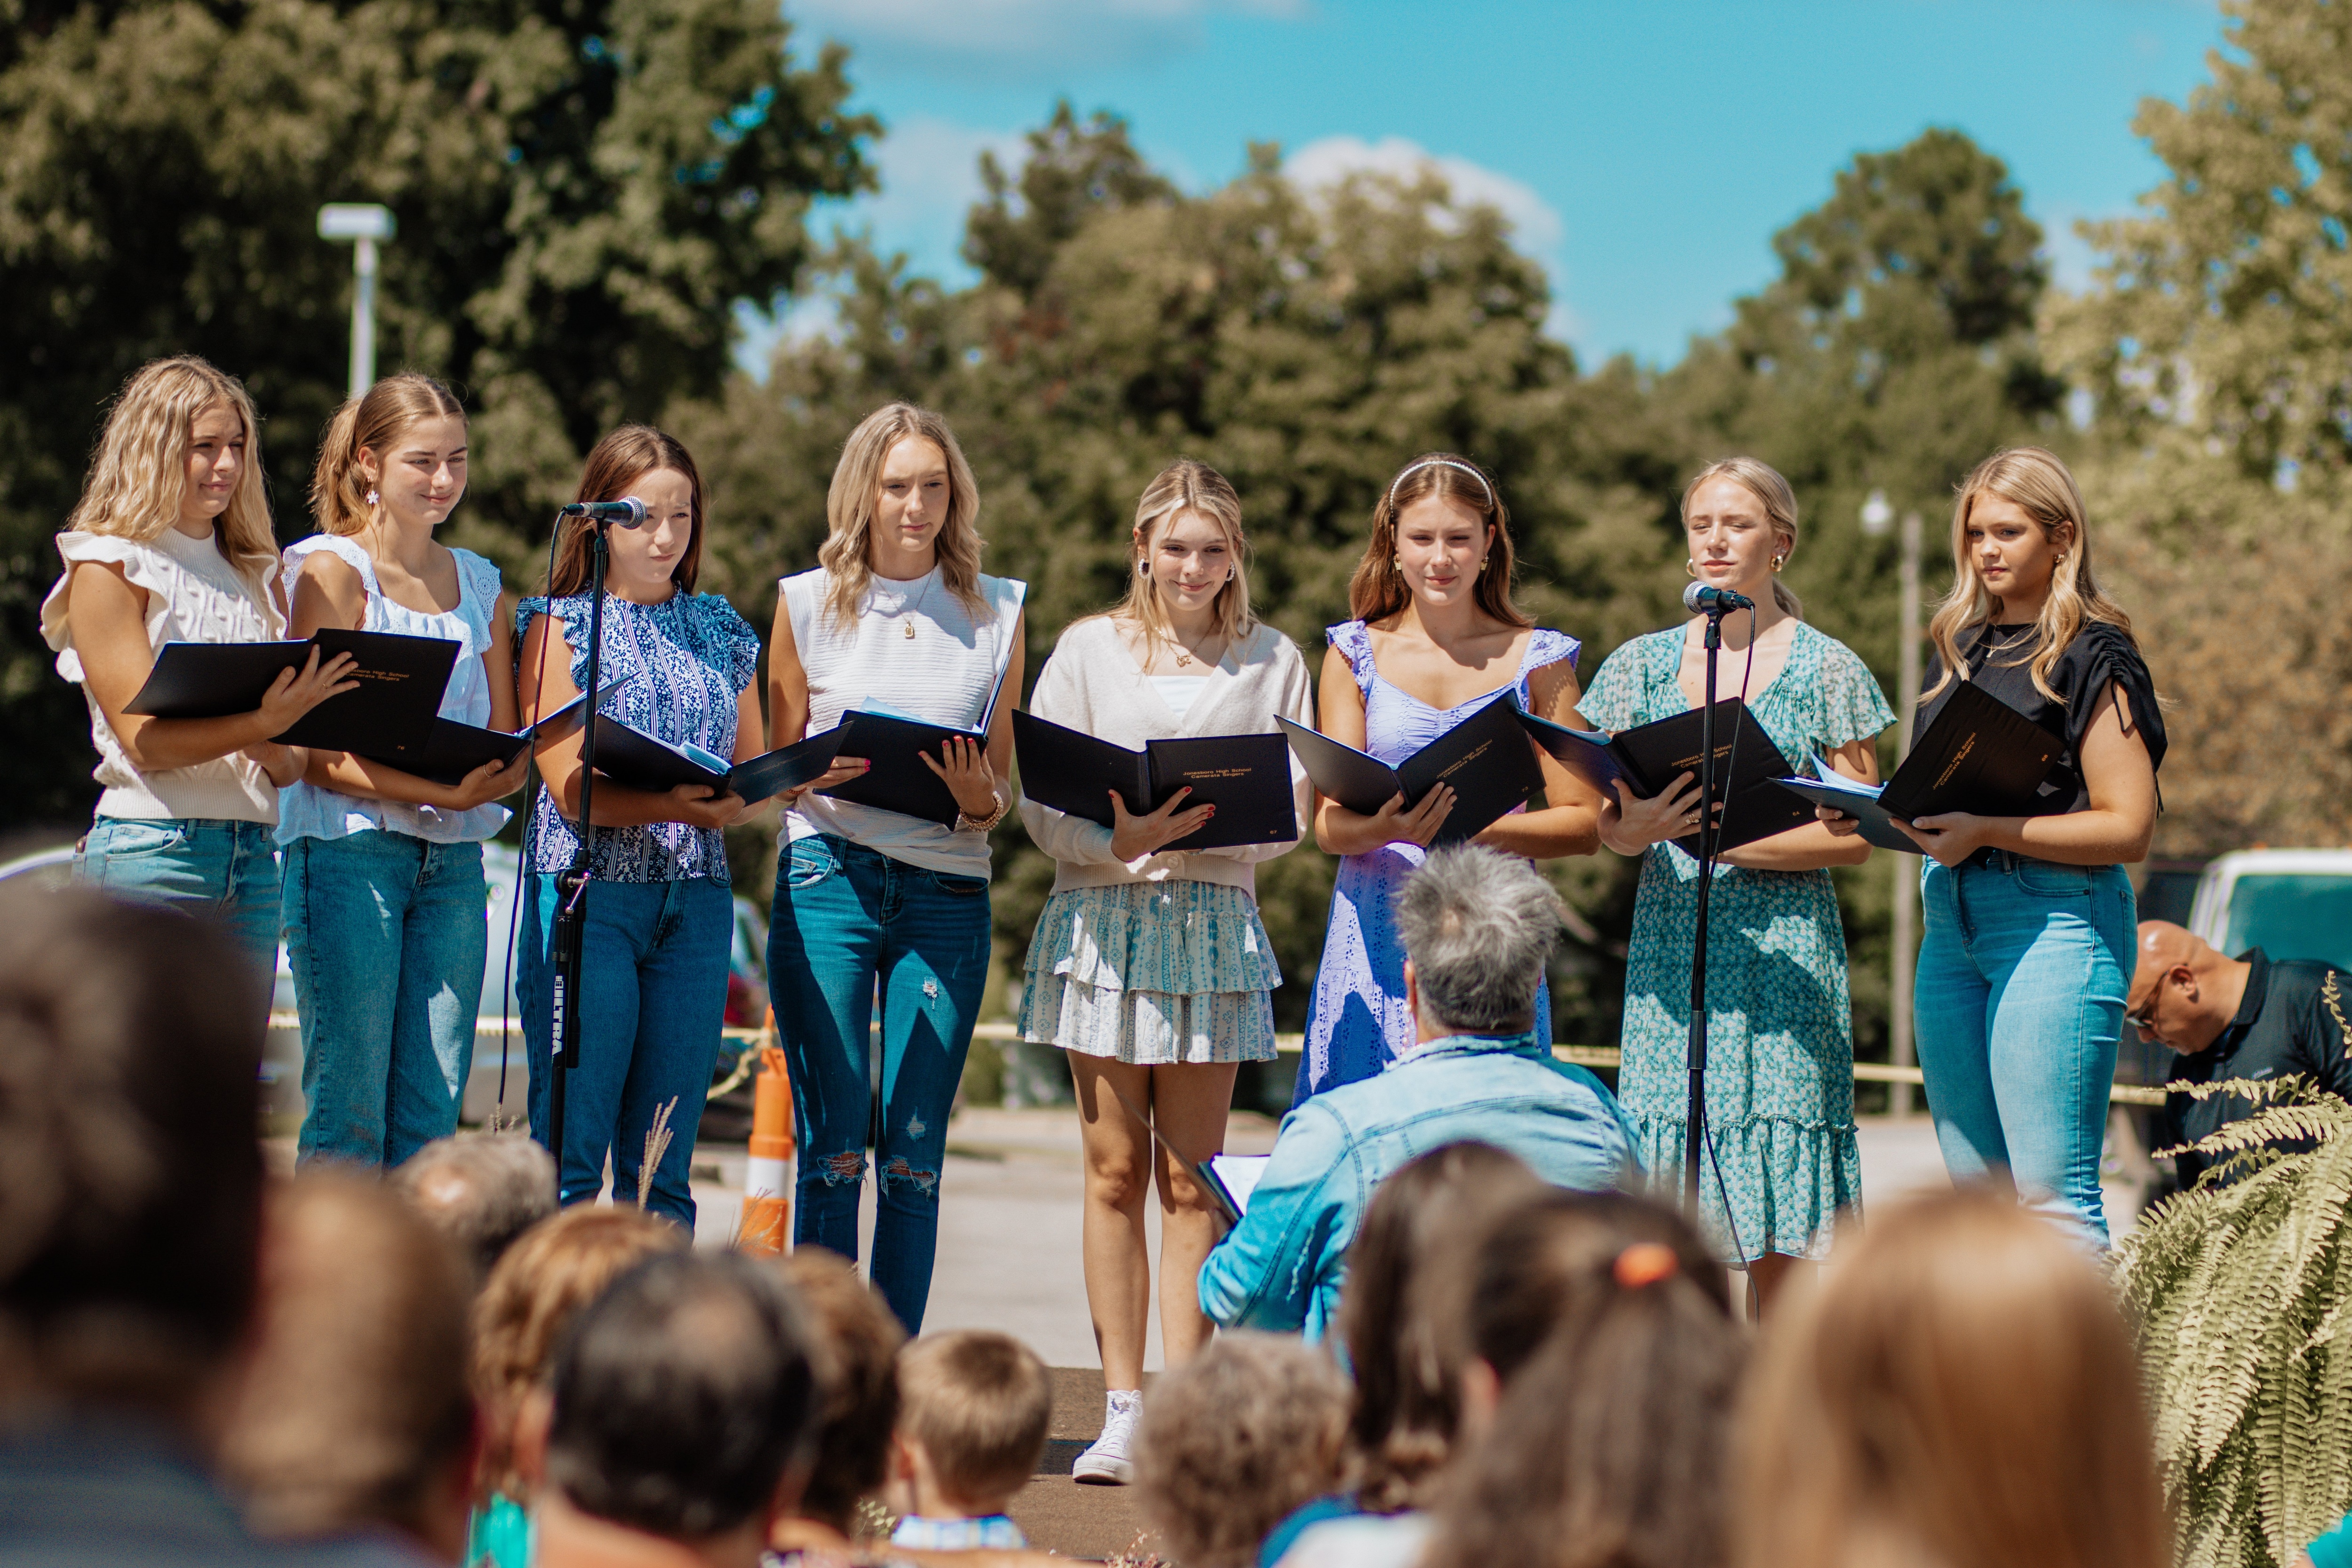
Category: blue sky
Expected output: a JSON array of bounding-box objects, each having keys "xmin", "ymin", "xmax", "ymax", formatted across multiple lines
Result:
[{"xmin": 770, "ymin": 0, "xmax": 2225, "ymax": 368}]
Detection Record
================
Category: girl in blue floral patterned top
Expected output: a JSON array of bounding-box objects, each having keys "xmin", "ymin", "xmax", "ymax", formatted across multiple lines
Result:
[
  {"xmin": 1581, "ymin": 457, "xmax": 1894, "ymax": 1316},
  {"xmin": 515, "ymin": 426, "xmax": 763, "ymax": 1225}
]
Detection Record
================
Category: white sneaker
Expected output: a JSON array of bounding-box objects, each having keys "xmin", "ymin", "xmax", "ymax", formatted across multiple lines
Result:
[{"xmin": 1072, "ymin": 1389, "xmax": 1141, "ymax": 1485}]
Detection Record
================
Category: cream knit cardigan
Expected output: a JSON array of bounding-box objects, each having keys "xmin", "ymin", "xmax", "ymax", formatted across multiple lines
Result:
[{"xmin": 1017, "ymin": 614, "xmax": 1315, "ymax": 900}]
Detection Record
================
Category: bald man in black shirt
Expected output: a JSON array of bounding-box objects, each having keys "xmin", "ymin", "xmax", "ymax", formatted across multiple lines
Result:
[{"xmin": 2128, "ymin": 922, "xmax": 2352, "ymax": 1186}]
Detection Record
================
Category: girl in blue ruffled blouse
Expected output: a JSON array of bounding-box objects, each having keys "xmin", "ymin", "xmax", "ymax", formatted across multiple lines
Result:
[{"xmin": 516, "ymin": 426, "xmax": 762, "ymax": 1224}]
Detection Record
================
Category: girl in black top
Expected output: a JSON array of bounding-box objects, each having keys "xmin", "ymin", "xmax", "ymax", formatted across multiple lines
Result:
[{"xmin": 1823, "ymin": 446, "xmax": 2163, "ymax": 1245}]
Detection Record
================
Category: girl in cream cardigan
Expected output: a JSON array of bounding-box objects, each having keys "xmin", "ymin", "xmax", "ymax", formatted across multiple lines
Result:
[{"xmin": 1017, "ymin": 460, "xmax": 1313, "ymax": 1484}]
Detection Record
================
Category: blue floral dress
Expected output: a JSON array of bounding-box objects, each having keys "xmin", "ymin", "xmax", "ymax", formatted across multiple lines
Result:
[
  {"xmin": 1580, "ymin": 621, "xmax": 1894, "ymax": 1262},
  {"xmin": 1294, "ymin": 620, "xmax": 1579, "ymax": 1102}
]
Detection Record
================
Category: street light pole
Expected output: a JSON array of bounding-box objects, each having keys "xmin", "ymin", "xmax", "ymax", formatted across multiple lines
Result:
[
  {"xmin": 1861, "ymin": 491, "xmax": 1923, "ymax": 1115},
  {"xmin": 317, "ymin": 204, "xmax": 396, "ymax": 398}
]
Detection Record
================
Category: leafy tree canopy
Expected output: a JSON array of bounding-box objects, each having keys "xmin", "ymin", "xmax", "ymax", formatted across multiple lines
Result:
[{"xmin": 0, "ymin": 0, "xmax": 872, "ymax": 820}]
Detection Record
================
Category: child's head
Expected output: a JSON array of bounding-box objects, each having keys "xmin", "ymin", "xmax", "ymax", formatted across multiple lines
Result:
[
  {"xmin": 889, "ymin": 1329, "xmax": 1051, "ymax": 1519},
  {"xmin": 469, "ymin": 1206, "xmax": 689, "ymax": 1502},
  {"xmin": 1136, "ymin": 1333, "xmax": 1354, "ymax": 1568},
  {"xmin": 773, "ymin": 1249, "xmax": 906, "ymax": 1534},
  {"xmin": 1337, "ymin": 1140, "xmax": 1546, "ymax": 1511},
  {"xmin": 1422, "ymin": 1206, "xmax": 1745, "ymax": 1568},
  {"xmin": 69, "ymin": 355, "xmax": 276, "ymax": 583}
]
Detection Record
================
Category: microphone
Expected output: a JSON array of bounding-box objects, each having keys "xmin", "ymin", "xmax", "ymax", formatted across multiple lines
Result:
[
  {"xmin": 1683, "ymin": 581, "xmax": 1754, "ymax": 614},
  {"xmin": 558, "ymin": 498, "xmax": 647, "ymax": 527}
]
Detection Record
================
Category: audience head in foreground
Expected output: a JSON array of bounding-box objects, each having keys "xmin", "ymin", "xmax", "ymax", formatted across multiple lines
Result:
[
  {"xmin": 770, "ymin": 1248, "xmax": 906, "ymax": 1541},
  {"xmin": 1137, "ymin": 1332, "xmax": 1354, "ymax": 1568},
  {"xmin": 533, "ymin": 1252, "xmax": 822, "ymax": 1568},
  {"xmin": 0, "ymin": 887, "xmax": 263, "ymax": 1425},
  {"xmin": 1422, "ymin": 1190, "xmax": 1743, "ymax": 1568},
  {"xmin": 1199, "ymin": 845, "xmax": 1637, "ymax": 1338},
  {"xmin": 393, "ymin": 1131, "xmax": 558, "ymax": 1286},
  {"xmin": 219, "ymin": 1169, "xmax": 476, "ymax": 1560},
  {"xmin": 1338, "ymin": 1141, "xmax": 1547, "ymax": 1514},
  {"xmin": 1739, "ymin": 1186, "xmax": 2167, "ymax": 1568},
  {"xmin": 883, "ymin": 1329, "xmax": 1051, "ymax": 1551},
  {"xmin": 470, "ymin": 1204, "xmax": 690, "ymax": 1568}
]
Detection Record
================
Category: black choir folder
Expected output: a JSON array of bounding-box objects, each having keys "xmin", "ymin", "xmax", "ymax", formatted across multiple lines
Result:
[
  {"xmin": 1773, "ymin": 679, "xmax": 2064, "ymax": 854},
  {"xmin": 1514, "ymin": 698, "xmax": 1812, "ymax": 857},
  {"xmin": 1010, "ymin": 711, "xmax": 1299, "ymax": 853},
  {"xmin": 1275, "ymin": 694, "xmax": 1543, "ymax": 848},
  {"xmin": 122, "ymin": 629, "xmax": 459, "ymax": 755},
  {"xmin": 368, "ymin": 678, "xmax": 628, "ymax": 788},
  {"xmin": 815, "ymin": 670, "xmax": 1011, "ymax": 828},
  {"xmin": 590, "ymin": 716, "xmax": 844, "ymax": 807}
]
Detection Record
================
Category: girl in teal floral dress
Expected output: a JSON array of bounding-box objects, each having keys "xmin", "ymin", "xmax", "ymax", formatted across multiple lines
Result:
[{"xmin": 1581, "ymin": 458, "xmax": 1894, "ymax": 1314}]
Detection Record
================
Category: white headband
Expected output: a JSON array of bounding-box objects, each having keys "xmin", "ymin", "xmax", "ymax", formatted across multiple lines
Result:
[{"xmin": 1388, "ymin": 457, "xmax": 1494, "ymax": 510}]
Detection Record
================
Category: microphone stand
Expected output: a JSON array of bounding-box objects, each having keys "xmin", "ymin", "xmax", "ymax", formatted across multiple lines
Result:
[
  {"xmin": 545, "ymin": 515, "xmax": 612, "ymax": 1190},
  {"xmin": 1683, "ymin": 599, "xmax": 1732, "ymax": 1218}
]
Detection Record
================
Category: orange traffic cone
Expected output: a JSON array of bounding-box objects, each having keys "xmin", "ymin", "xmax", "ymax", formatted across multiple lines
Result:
[{"xmin": 739, "ymin": 1031, "xmax": 796, "ymax": 1256}]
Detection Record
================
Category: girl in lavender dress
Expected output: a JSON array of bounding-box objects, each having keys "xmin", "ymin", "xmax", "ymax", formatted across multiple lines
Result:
[{"xmin": 1294, "ymin": 454, "xmax": 1607, "ymax": 1101}]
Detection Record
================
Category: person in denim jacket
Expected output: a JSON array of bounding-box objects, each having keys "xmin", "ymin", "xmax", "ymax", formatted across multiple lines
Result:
[{"xmin": 1198, "ymin": 845, "xmax": 1638, "ymax": 1340}]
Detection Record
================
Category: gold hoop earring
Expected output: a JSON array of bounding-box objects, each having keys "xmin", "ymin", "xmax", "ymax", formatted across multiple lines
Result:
[
  {"xmin": 1771, "ymin": 554, "xmax": 1785, "ymax": 573},
  {"xmin": 1685, "ymin": 558, "xmax": 1698, "ymax": 579}
]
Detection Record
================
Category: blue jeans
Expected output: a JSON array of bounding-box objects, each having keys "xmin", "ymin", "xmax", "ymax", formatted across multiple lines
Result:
[
  {"xmin": 283, "ymin": 833, "xmax": 486, "ymax": 1168},
  {"xmin": 1914, "ymin": 853, "xmax": 2136, "ymax": 1246},
  {"xmin": 768, "ymin": 834, "xmax": 991, "ymax": 1332},
  {"xmin": 520, "ymin": 873, "xmax": 732, "ymax": 1226},
  {"xmin": 73, "ymin": 816, "xmax": 279, "ymax": 1000}
]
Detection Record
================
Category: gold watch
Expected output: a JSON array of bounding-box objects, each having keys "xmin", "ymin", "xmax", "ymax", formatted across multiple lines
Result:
[{"xmin": 955, "ymin": 789, "xmax": 1008, "ymax": 834}]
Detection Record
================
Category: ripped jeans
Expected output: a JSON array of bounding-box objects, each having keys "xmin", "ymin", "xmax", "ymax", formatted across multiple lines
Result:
[{"xmin": 768, "ymin": 834, "xmax": 991, "ymax": 1331}]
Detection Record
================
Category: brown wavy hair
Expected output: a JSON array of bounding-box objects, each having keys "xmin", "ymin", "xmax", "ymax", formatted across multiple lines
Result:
[
  {"xmin": 67, "ymin": 355, "xmax": 279, "ymax": 591},
  {"xmin": 1346, "ymin": 452, "xmax": 1530, "ymax": 628},
  {"xmin": 310, "ymin": 373, "xmax": 467, "ymax": 537},
  {"xmin": 544, "ymin": 426, "xmax": 707, "ymax": 598},
  {"xmin": 1923, "ymin": 446, "xmax": 2137, "ymax": 708},
  {"xmin": 819, "ymin": 402, "xmax": 985, "ymax": 630},
  {"xmin": 1337, "ymin": 1142, "xmax": 1547, "ymax": 1512}
]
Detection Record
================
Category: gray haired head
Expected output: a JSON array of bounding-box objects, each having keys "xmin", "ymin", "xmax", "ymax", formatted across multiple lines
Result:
[{"xmin": 1395, "ymin": 844, "xmax": 1565, "ymax": 1034}]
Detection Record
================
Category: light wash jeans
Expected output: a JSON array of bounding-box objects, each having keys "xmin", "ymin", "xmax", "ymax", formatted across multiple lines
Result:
[
  {"xmin": 282, "ymin": 832, "xmax": 487, "ymax": 1168},
  {"xmin": 1914, "ymin": 852, "xmax": 2136, "ymax": 1246},
  {"xmin": 73, "ymin": 816, "xmax": 279, "ymax": 1000},
  {"xmin": 768, "ymin": 834, "xmax": 991, "ymax": 1333},
  {"xmin": 520, "ymin": 873, "xmax": 732, "ymax": 1226}
]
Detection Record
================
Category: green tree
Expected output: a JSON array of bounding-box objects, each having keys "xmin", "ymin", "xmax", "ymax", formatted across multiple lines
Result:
[
  {"xmin": 0, "ymin": 0, "xmax": 872, "ymax": 825},
  {"xmin": 2050, "ymin": 0, "xmax": 2352, "ymax": 854}
]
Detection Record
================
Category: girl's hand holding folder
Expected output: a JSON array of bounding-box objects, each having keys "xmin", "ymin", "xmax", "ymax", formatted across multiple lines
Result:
[{"xmin": 1109, "ymin": 783, "xmax": 1215, "ymax": 861}]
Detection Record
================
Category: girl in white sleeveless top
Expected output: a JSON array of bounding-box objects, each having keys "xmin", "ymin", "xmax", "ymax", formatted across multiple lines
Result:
[
  {"xmin": 766, "ymin": 403, "xmax": 1026, "ymax": 1333},
  {"xmin": 279, "ymin": 375, "xmax": 531, "ymax": 1169},
  {"xmin": 40, "ymin": 357, "xmax": 356, "ymax": 995}
]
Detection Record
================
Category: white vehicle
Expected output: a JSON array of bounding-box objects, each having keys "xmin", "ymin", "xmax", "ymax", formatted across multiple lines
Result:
[{"xmin": 2185, "ymin": 848, "xmax": 2352, "ymax": 970}]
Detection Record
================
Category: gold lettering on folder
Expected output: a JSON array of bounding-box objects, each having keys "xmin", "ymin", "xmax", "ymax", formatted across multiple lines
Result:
[
  {"xmin": 1931, "ymin": 734, "xmax": 1976, "ymax": 792},
  {"xmin": 1437, "ymin": 740, "xmax": 1493, "ymax": 778}
]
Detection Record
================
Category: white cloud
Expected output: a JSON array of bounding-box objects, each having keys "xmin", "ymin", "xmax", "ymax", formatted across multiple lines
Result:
[
  {"xmin": 794, "ymin": 0, "xmax": 1303, "ymax": 75},
  {"xmin": 1285, "ymin": 134, "xmax": 1565, "ymax": 255}
]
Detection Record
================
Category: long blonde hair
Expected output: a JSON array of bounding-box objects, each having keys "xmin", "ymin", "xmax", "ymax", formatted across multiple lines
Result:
[
  {"xmin": 1736, "ymin": 1187, "xmax": 2168, "ymax": 1568},
  {"xmin": 819, "ymin": 403, "xmax": 985, "ymax": 629},
  {"xmin": 66, "ymin": 356, "xmax": 278, "ymax": 586},
  {"xmin": 310, "ymin": 374, "xmax": 467, "ymax": 538},
  {"xmin": 1108, "ymin": 459, "xmax": 1257, "ymax": 659},
  {"xmin": 1683, "ymin": 457, "xmax": 1803, "ymax": 618},
  {"xmin": 1923, "ymin": 446, "xmax": 2135, "ymax": 706},
  {"xmin": 1347, "ymin": 453, "xmax": 1531, "ymax": 629}
]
